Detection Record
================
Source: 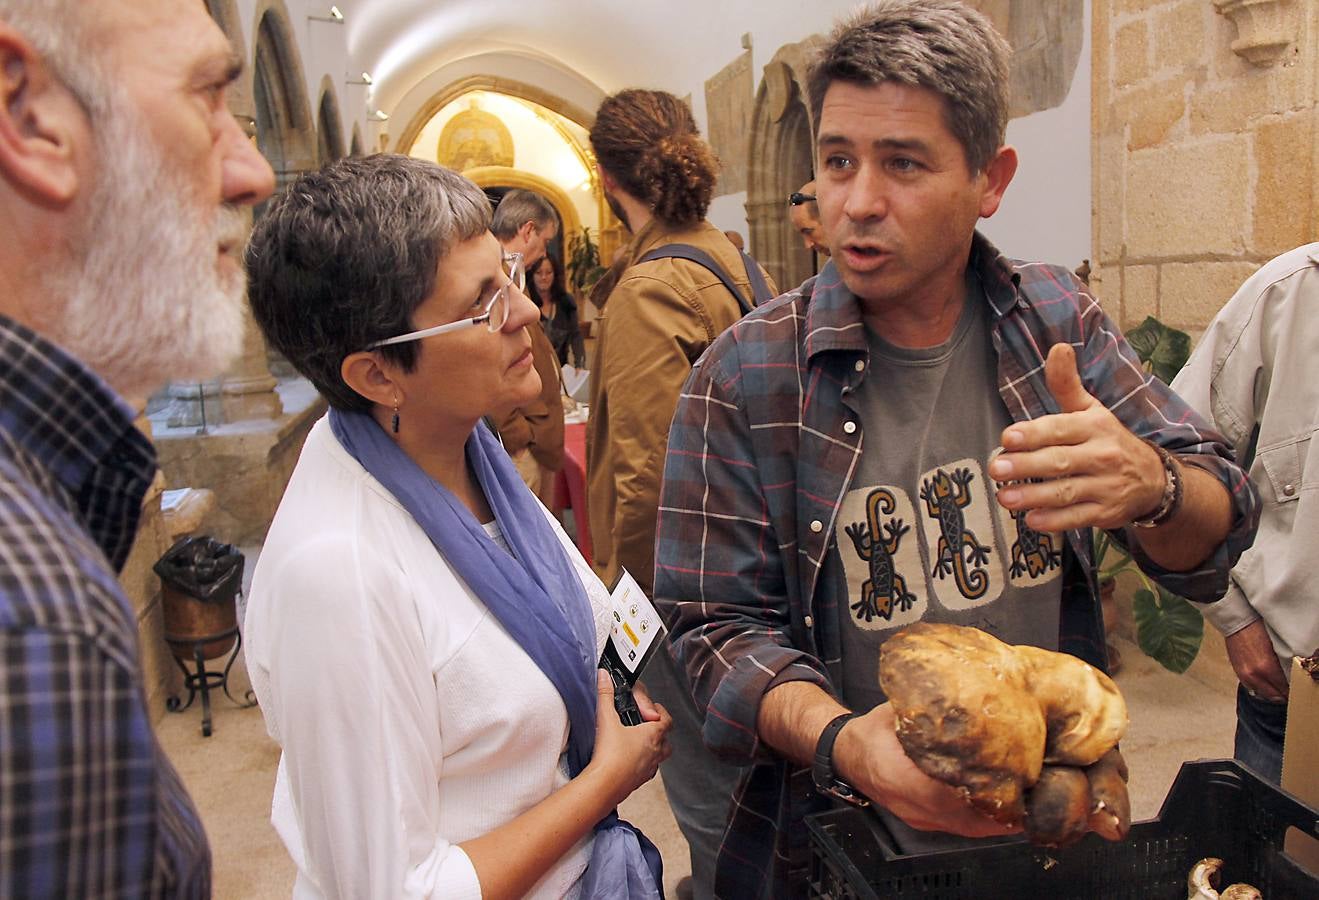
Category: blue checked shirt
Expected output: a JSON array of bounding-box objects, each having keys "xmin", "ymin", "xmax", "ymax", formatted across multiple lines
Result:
[
  {"xmin": 653, "ymin": 234, "xmax": 1261, "ymax": 897},
  {"xmin": 0, "ymin": 315, "xmax": 210, "ymax": 898}
]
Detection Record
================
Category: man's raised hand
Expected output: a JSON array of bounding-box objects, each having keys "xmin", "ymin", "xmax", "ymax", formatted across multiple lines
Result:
[{"xmin": 988, "ymin": 343, "xmax": 1165, "ymax": 532}]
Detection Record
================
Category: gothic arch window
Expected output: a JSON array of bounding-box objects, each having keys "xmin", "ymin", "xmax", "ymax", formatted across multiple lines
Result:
[
  {"xmin": 747, "ymin": 44, "xmax": 820, "ymax": 291},
  {"xmin": 317, "ymin": 81, "xmax": 346, "ymax": 165},
  {"xmin": 252, "ymin": 5, "xmax": 315, "ymax": 192}
]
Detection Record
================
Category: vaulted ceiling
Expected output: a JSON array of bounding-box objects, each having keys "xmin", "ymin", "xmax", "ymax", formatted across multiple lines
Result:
[{"xmin": 329, "ymin": 0, "xmax": 857, "ymax": 117}]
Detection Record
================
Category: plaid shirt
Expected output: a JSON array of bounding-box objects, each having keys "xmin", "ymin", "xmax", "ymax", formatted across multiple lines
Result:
[
  {"xmin": 653, "ymin": 234, "xmax": 1260, "ymax": 897},
  {"xmin": 0, "ymin": 315, "xmax": 210, "ymax": 898}
]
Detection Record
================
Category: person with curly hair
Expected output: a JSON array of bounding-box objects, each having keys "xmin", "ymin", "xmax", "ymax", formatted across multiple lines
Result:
[{"xmin": 586, "ymin": 88, "xmax": 775, "ymax": 900}]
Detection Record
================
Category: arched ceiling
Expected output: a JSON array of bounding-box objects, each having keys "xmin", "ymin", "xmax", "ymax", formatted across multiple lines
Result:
[{"xmin": 331, "ymin": 0, "xmax": 856, "ymax": 116}]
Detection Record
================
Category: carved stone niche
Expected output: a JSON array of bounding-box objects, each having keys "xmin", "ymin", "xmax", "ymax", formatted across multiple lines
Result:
[{"xmin": 1213, "ymin": 0, "xmax": 1299, "ymax": 67}]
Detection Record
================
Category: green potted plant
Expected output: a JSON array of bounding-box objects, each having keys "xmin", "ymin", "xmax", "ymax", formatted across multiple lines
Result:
[
  {"xmin": 1096, "ymin": 315, "xmax": 1204, "ymax": 674},
  {"xmin": 566, "ymin": 226, "xmax": 606, "ymax": 297}
]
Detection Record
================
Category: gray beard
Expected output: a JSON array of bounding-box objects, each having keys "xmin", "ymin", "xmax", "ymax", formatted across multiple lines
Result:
[{"xmin": 45, "ymin": 90, "xmax": 248, "ymax": 404}]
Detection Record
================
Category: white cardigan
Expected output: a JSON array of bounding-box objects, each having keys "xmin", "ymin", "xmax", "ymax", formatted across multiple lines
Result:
[{"xmin": 245, "ymin": 418, "xmax": 612, "ymax": 899}]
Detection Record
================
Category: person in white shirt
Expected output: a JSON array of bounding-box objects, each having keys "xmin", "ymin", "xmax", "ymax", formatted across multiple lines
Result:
[
  {"xmin": 242, "ymin": 154, "xmax": 671, "ymax": 900},
  {"xmin": 1172, "ymin": 244, "xmax": 1319, "ymax": 784}
]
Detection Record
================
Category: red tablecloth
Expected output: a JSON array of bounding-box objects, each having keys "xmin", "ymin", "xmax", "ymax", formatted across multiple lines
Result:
[{"xmin": 553, "ymin": 422, "xmax": 591, "ymax": 565}]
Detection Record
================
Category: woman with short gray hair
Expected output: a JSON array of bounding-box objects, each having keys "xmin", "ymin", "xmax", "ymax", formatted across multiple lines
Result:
[{"xmin": 242, "ymin": 154, "xmax": 669, "ymax": 900}]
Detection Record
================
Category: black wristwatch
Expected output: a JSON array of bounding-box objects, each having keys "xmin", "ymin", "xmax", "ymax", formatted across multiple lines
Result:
[{"xmin": 812, "ymin": 713, "xmax": 869, "ymax": 807}]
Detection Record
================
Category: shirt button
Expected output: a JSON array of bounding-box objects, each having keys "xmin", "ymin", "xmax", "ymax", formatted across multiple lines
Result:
[
  {"xmin": 854, "ymin": 360, "xmax": 866, "ymax": 372},
  {"xmin": 843, "ymin": 421, "xmax": 857, "ymax": 435},
  {"xmin": 810, "ymin": 519, "xmax": 823, "ymax": 533},
  {"xmin": 1284, "ymin": 483, "xmax": 1296, "ymax": 496},
  {"xmin": 804, "ymin": 615, "xmax": 814, "ymax": 629}
]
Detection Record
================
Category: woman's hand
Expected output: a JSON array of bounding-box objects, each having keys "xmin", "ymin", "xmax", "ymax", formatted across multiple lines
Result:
[
  {"xmin": 586, "ymin": 670, "xmax": 672, "ymax": 807},
  {"xmin": 459, "ymin": 673, "xmax": 670, "ymax": 899}
]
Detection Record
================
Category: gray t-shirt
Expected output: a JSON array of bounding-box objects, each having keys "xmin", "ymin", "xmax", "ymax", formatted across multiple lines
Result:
[{"xmin": 833, "ymin": 289, "xmax": 1064, "ymax": 716}]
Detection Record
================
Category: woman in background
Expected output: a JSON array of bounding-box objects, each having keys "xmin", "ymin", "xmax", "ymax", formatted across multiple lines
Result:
[{"xmin": 529, "ymin": 255, "xmax": 586, "ymax": 368}]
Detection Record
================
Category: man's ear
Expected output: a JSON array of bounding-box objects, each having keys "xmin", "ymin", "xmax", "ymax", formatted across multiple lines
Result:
[
  {"xmin": 977, "ymin": 145, "xmax": 1018, "ymax": 220},
  {"xmin": 0, "ymin": 24, "xmax": 84, "ymax": 206},
  {"xmin": 517, "ymin": 218, "xmax": 539, "ymax": 246},
  {"xmin": 341, "ymin": 351, "xmax": 403, "ymax": 411}
]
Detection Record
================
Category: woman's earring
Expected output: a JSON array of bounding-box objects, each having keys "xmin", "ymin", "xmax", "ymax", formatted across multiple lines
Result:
[{"xmin": 391, "ymin": 400, "xmax": 400, "ymax": 434}]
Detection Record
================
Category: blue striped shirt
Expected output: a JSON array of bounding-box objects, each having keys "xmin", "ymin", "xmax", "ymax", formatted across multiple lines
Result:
[{"xmin": 0, "ymin": 315, "xmax": 210, "ymax": 898}]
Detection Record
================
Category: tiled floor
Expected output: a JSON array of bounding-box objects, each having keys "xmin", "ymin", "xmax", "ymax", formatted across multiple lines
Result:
[{"xmin": 155, "ymin": 629, "xmax": 1237, "ymax": 898}]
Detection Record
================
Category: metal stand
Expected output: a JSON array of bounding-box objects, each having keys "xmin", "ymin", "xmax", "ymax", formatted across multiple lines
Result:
[{"xmin": 165, "ymin": 625, "xmax": 256, "ymax": 737}]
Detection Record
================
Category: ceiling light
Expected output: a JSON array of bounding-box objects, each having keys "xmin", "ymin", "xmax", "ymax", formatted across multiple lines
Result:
[{"xmin": 308, "ymin": 6, "xmax": 344, "ymax": 24}]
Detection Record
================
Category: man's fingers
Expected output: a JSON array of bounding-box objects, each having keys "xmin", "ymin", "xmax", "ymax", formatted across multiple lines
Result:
[
  {"xmin": 1022, "ymin": 501, "xmax": 1109, "ymax": 534},
  {"xmin": 1044, "ymin": 343, "xmax": 1094, "ymax": 415}
]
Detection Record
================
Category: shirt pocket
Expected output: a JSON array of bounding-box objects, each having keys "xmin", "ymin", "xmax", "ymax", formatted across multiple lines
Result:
[{"xmin": 1256, "ymin": 432, "xmax": 1314, "ymax": 505}]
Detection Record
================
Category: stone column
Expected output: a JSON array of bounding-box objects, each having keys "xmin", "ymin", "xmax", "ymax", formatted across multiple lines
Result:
[
  {"xmin": 221, "ymin": 111, "xmax": 285, "ymax": 422},
  {"xmin": 746, "ymin": 197, "xmax": 790, "ymax": 289},
  {"xmin": 221, "ymin": 310, "xmax": 284, "ymax": 421}
]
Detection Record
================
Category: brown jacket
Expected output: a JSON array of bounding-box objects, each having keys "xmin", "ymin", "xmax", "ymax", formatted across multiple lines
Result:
[
  {"xmin": 495, "ymin": 321, "xmax": 564, "ymax": 471},
  {"xmin": 587, "ymin": 218, "xmax": 775, "ymax": 594}
]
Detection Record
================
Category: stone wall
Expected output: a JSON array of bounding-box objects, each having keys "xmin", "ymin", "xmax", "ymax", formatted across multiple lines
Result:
[
  {"xmin": 1092, "ymin": 0, "xmax": 1318, "ymax": 331},
  {"xmin": 154, "ymin": 381, "xmax": 325, "ymax": 547}
]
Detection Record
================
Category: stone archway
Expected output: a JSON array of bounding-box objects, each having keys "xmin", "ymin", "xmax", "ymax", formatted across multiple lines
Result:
[
  {"xmin": 252, "ymin": 3, "xmax": 316, "ymax": 191},
  {"xmin": 395, "ymin": 75, "xmax": 598, "ymax": 153},
  {"xmin": 463, "ymin": 166, "xmax": 585, "ymax": 243},
  {"xmin": 403, "ymin": 80, "xmax": 622, "ymax": 261},
  {"xmin": 747, "ymin": 39, "xmax": 821, "ymax": 291},
  {"xmin": 316, "ymin": 78, "xmax": 346, "ymax": 164}
]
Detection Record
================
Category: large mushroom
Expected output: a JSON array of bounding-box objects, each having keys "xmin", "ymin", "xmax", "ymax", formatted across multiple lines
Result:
[{"xmin": 878, "ymin": 622, "xmax": 1131, "ymax": 845}]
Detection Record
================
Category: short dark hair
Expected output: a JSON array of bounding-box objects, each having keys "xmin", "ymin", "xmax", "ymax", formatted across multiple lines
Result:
[
  {"xmin": 490, "ymin": 189, "xmax": 556, "ymax": 241},
  {"xmin": 245, "ymin": 154, "xmax": 491, "ymax": 411},
  {"xmin": 807, "ymin": 0, "xmax": 1011, "ymax": 173}
]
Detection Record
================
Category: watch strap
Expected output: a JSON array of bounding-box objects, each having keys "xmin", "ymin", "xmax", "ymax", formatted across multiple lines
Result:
[{"xmin": 812, "ymin": 712, "xmax": 869, "ymax": 807}]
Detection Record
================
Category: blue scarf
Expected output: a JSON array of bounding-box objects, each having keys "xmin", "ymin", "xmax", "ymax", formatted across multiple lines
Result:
[{"xmin": 328, "ymin": 409, "xmax": 662, "ymax": 898}]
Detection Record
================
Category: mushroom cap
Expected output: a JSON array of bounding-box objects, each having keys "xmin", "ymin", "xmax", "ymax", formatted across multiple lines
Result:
[
  {"xmin": 879, "ymin": 623, "xmax": 1045, "ymax": 823},
  {"xmin": 879, "ymin": 623, "xmax": 1129, "ymax": 829}
]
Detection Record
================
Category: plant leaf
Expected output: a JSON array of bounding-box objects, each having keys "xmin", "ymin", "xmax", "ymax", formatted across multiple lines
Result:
[
  {"xmin": 1123, "ymin": 316, "xmax": 1192, "ymax": 384},
  {"xmin": 1133, "ymin": 587, "xmax": 1204, "ymax": 673}
]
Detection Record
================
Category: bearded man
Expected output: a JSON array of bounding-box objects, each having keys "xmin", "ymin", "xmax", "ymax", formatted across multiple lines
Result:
[{"xmin": 0, "ymin": 1, "xmax": 274, "ymax": 895}]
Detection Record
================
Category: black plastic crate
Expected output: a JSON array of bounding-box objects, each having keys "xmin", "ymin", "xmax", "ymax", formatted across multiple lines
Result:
[{"xmin": 806, "ymin": 759, "xmax": 1319, "ymax": 899}]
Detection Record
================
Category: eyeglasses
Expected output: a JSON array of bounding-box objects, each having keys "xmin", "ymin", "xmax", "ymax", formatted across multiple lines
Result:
[
  {"xmin": 366, "ymin": 252, "xmax": 525, "ymax": 349},
  {"xmin": 788, "ymin": 191, "xmax": 816, "ymax": 206}
]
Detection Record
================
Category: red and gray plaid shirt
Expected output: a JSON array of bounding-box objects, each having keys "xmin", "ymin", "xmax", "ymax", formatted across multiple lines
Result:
[{"xmin": 653, "ymin": 233, "xmax": 1260, "ymax": 897}]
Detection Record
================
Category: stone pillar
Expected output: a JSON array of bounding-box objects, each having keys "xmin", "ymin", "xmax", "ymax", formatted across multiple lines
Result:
[
  {"xmin": 221, "ymin": 312, "xmax": 284, "ymax": 421},
  {"xmin": 746, "ymin": 197, "xmax": 790, "ymax": 289}
]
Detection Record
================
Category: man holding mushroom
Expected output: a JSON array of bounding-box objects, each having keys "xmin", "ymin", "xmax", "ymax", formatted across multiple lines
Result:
[{"xmin": 652, "ymin": 2, "xmax": 1260, "ymax": 896}]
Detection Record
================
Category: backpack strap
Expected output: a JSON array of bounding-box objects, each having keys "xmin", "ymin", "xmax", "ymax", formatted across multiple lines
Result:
[
  {"xmin": 740, "ymin": 251, "xmax": 775, "ymax": 305},
  {"xmin": 637, "ymin": 243, "xmax": 753, "ymax": 316}
]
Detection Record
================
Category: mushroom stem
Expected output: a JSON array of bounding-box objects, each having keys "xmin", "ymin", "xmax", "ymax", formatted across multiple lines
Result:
[{"xmin": 1188, "ymin": 857, "xmax": 1222, "ymax": 900}]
